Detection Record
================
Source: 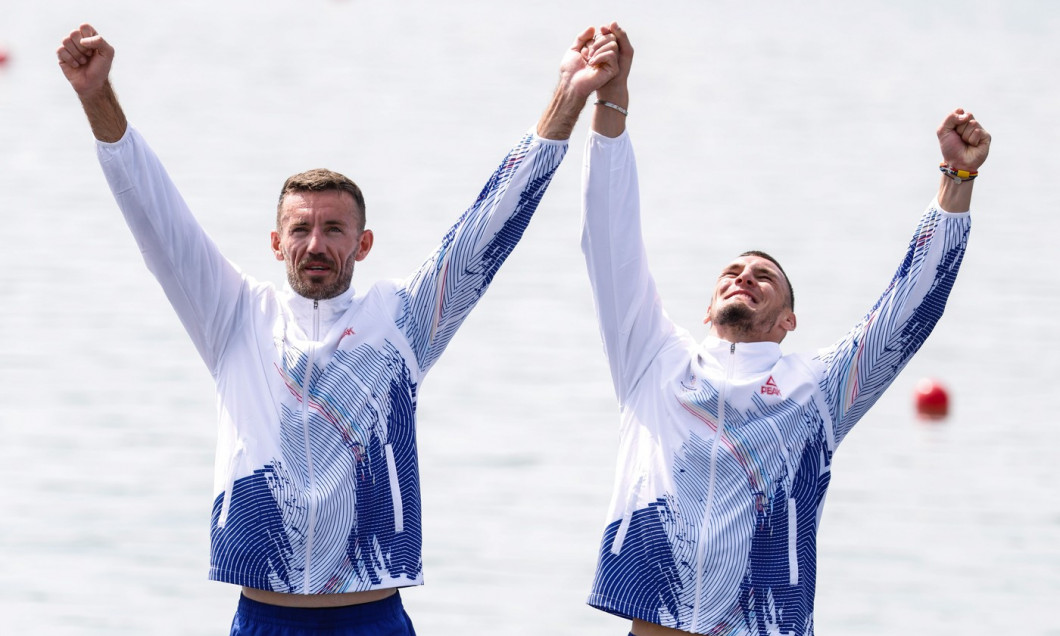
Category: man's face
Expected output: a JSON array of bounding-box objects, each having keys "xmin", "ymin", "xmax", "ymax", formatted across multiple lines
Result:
[
  {"xmin": 271, "ymin": 190, "xmax": 373, "ymax": 300},
  {"xmin": 705, "ymin": 255, "xmax": 795, "ymax": 343}
]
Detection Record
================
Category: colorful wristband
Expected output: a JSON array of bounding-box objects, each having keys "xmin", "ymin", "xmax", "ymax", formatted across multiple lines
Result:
[{"xmin": 940, "ymin": 163, "xmax": 978, "ymax": 183}]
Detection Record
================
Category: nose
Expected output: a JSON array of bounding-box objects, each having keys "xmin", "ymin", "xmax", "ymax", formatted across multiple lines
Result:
[
  {"xmin": 306, "ymin": 227, "xmax": 326, "ymax": 252},
  {"xmin": 734, "ymin": 267, "xmax": 754, "ymax": 286}
]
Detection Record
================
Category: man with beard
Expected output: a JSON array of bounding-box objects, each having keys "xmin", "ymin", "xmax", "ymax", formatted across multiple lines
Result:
[
  {"xmin": 579, "ymin": 24, "xmax": 990, "ymax": 636},
  {"xmin": 58, "ymin": 21, "xmax": 619, "ymax": 636}
]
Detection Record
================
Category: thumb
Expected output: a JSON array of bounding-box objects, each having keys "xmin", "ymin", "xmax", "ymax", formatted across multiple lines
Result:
[
  {"xmin": 570, "ymin": 26, "xmax": 596, "ymax": 53},
  {"xmin": 77, "ymin": 24, "xmax": 112, "ymax": 56}
]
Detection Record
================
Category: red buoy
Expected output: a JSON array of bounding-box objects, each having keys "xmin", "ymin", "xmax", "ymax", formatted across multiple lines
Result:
[
  {"xmin": 914, "ymin": 378, "xmax": 949, "ymax": 420},
  {"xmin": 0, "ymin": 46, "xmax": 9, "ymax": 67}
]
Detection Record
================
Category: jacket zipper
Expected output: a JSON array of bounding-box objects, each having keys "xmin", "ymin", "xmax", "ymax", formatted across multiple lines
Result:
[
  {"xmin": 691, "ymin": 342, "xmax": 736, "ymax": 626},
  {"xmin": 301, "ymin": 299, "xmax": 320, "ymax": 592}
]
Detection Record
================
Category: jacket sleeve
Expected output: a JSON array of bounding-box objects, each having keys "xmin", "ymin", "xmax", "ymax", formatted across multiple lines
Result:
[
  {"xmin": 398, "ymin": 130, "xmax": 568, "ymax": 374},
  {"xmin": 97, "ymin": 126, "xmax": 244, "ymax": 373},
  {"xmin": 580, "ymin": 130, "xmax": 675, "ymax": 403},
  {"xmin": 817, "ymin": 201, "xmax": 971, "ymax": 444}
]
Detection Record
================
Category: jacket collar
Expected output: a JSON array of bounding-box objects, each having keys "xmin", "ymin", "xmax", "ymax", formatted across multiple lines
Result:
[
  {"xmin": 699, "ymin": 336, "xmax": 783, "ymax": 375},
  {"xmin": 281, "ymin": 284, "xmax": 357, "ymax": 332}
]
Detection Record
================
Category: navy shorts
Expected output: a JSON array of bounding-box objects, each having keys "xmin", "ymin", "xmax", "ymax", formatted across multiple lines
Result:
[{"xmin": 229, "ymin": 592, "xmax": 417, "ymax": 636}]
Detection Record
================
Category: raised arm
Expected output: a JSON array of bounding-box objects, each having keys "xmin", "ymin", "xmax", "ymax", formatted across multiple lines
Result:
[
  {"xmin": 819, "ymin": 109, "xmax": 990, "ymax": 444},
  {"xmin": 580, "ymin": 25, "xmax": 676, "ymax": 401},
  {"xmin": 401, "ymin": 25, "xmax": 620, "ymax": 373},
  {"xmin": 57, "ymin": 23, "xmax": 127, "ymax": 143},
  {"xmin": 57, "ymin": 24, "xmax": 244, "ymax": 372}
]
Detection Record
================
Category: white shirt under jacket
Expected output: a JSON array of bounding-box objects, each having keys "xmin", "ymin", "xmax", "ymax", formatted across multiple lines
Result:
[
  {"xmin": 580, "ymin": 130, "xmax": 970, "ymax": 635},
  {"xmin": 96, "ymin": 125, "xmax": 567, "ymax": 595}
]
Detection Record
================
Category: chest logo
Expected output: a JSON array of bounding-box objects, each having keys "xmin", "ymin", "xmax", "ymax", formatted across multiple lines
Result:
[{"xmin": 760, "ymin": 376, "xmax": 782, "ymax": 397}]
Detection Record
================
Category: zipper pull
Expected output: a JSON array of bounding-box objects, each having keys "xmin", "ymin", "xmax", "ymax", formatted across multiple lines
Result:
[{"xmin": 313, "ymin": 300, "xmax": 320, "ymax": 340}]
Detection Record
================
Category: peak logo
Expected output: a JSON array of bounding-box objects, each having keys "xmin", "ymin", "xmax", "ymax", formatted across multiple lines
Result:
[{"xmin": 760, "ymin": 376, "xmax": 781, "ymax": 397}]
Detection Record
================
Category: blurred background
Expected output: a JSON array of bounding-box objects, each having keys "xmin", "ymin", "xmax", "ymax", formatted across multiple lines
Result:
[{"xmin": 1, "ymin": 1, "xmax": 1058, "ymax": 634}]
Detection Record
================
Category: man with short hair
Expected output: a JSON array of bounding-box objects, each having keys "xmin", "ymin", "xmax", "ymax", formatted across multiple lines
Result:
[
  {"xmin": 58, "ymin": 22, "xmax": 619, "ymax": 636},
  {"xmin": 580, "ymin": 24, "xmax": 990, "ymax": 636}
]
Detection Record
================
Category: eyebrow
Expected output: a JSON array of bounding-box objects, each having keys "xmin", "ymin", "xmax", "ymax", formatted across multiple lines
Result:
[
  {"xmin": 285, "ymin": 217, "xmax": 349, "ymax": 228},
  {"xmin": 720, "ymin": 263, "xmax": 780, "ymax": 279}
]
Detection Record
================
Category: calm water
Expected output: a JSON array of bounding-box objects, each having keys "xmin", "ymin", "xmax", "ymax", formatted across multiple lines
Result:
[{"xmin": 2, "ymin": 1, "xmax": 1059, "ymax": 634}]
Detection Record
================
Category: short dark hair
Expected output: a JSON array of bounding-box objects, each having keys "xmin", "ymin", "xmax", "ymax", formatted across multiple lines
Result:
[
  {"xmin": 277, "ymin": 169, "xmax": 366, "ymax": 231},
  {"xmin": 740, "ymin": 250, "xmax": 794, "ymax": 310}
]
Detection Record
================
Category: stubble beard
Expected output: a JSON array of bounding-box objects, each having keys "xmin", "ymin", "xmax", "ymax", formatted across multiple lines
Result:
[
  {"xmin": 712, "ymin": 301, "xmax": 782, "ymax": 341},
  {"xmin": 712, "ymin": 302, "xmax": 756, "ymax": 337},
  {"xmin": 286, "ymin": 252, "xmax": 357, "ymax": 300}
]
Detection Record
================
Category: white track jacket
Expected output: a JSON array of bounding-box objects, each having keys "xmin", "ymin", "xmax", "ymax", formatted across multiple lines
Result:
[
  {"xmin": 97, "ymin": 125, "xmax": 567, "ymax": 594},
  {"xmin": 581, "ymin": 130, "xmax": 970, "ymax": 635}
]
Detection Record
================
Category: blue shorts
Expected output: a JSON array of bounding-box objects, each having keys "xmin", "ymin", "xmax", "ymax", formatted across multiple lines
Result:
[{"xmin": 229, "ymin": 591, "xmax": 417, "ymax": 636}]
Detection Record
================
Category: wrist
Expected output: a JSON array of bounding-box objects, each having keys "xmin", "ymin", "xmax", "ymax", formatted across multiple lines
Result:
[
  {"xmin": 938, "ymin": 163, "xmax": 978, "ymax": 184},
  {"xmin": 937, "ymin": 174, "xmax": 974, "ymax": 213},
  {"xmin": 536, "ymin": 82, "xmax": 588, "ymax": 141},
  {"xmin": 595, "ymin": 100, "xmax": 628, "ymax": 116},
  {"xmin": 78, "ymin": 80, "xmax": 128, "ymax": 143},
  {"xmin": 590, "ymin": 99, "xmax": 627, "ymax": 139},
  {"xmin": 595, "ymin": 86, "xmax": 628, "ymax": 109}
]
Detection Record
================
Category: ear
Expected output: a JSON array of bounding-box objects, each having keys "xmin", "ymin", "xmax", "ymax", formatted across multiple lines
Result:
[
  {"xmin": 779, "ymin": 310, "xmax": 797, "ymax": 333},
  {"xmin": 703, "ymin": 306, "xmax": 712, "ymax": 325},
  {"xmin": 271, "ymin": 230, "xmax": 284, "ymax": 261},
  {"xmin": 355, "ymin": 229, "xmax": 374, "ymax": 262}
]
